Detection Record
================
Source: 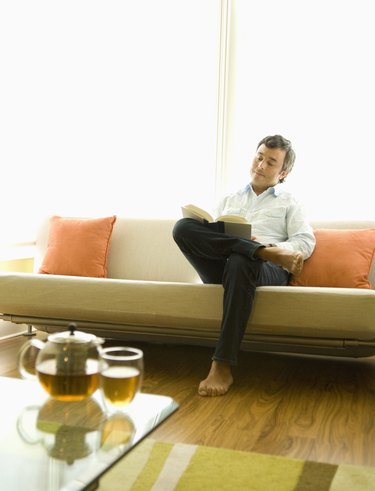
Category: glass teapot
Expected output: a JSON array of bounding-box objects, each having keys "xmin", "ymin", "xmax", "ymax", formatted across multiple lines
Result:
[{"xmin": 18, "ymin": 323, "xmax": 104, "ymax": 401}]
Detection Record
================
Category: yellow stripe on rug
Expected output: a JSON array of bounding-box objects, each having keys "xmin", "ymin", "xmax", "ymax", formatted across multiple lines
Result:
[{"xmin": 98, "ymin": 439, "xmax": 375, "ymax": 491}]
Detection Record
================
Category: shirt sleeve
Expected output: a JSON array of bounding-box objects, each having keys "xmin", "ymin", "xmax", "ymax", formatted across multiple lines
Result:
[{"xmin": 274, "ymin": 201, "xmax": 316, "ymax": 260}]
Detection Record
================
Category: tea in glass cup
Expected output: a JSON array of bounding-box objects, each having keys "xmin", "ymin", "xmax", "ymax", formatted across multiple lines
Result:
[{"xmin": 99, "ymin": 347, "xmax": 143, "ymax": 413}]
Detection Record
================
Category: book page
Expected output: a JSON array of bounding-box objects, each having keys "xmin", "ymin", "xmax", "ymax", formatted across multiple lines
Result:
[
  {"xmin": 216, "ymin": 214, "xmax": 248, "ymax": 224},
  {"xmin": 181, "ymin": 204, "xmax": 252, "ymax": 238},
  {"xmin": 181, "ymin": 204, "xmax": 214, "ymax": 222}
]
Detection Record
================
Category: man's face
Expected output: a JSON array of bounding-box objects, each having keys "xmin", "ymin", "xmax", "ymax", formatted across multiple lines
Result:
[{"xmin": 250, "ymin": 144, "xmax": 288, "ymax": 194}]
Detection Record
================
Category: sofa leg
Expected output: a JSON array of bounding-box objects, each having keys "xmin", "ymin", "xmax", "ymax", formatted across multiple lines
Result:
[{"xmin": 23, "ymin": 324, "xmax": 36, "ymax": 337}]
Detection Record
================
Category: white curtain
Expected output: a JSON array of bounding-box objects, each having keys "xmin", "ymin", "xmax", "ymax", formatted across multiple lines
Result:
[
  {"xmin": 223, "ymin": 0, "xmax": 375, "ymax": 221},
  {"xmin": 1, "ymin": 0, "xmax": 373, "ymax": 247},
  {"xmin": 0, "ymin": 0, "xmax": 220, "ymax": 243}
]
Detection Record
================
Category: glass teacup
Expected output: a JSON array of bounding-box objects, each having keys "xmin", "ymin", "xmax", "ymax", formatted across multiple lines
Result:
[{"xmin": 99, "ymin": 347, "xmax": 143, "ymax": 414}]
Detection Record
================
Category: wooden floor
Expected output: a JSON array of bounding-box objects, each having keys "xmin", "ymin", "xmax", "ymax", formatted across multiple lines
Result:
[{"xmin": 2, "ymin": 331, "xmax": 375, "ymax": 467}]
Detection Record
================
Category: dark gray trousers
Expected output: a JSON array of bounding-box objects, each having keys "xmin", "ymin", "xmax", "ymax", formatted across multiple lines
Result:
[{"xmin": 172, "ymin": 218, "xmax": 289, "ymax": 365}]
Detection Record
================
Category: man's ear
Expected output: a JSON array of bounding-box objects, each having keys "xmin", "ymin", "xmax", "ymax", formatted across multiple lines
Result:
[{"xmin": 279, "ymin": 170, "xmax": 289, "ymax": 181}]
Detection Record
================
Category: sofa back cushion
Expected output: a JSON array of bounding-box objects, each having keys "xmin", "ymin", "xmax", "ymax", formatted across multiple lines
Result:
[
  {"xmin": 35, "ymin": 218, "xmax": 375, "ymax": 287},
  {"xmin": 35, "ymin": 217, "xmax": 201, "ymax": 283}
]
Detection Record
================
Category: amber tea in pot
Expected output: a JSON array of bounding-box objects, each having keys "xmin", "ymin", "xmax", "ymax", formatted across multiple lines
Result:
[{"xmin": 18, "ymin": 324, "xmax": 104, "ymax": 401}]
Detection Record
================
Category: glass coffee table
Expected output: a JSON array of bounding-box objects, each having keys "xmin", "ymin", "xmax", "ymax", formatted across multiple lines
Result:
[{"xmin": 0, "ymin": 376, "xmax": 178, "ymax": 490}]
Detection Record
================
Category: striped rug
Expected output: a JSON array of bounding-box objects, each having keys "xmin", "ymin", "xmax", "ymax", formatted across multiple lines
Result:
[{"xmin": 98, "ymin": 438, "xmax": 375, "ymax": 491}]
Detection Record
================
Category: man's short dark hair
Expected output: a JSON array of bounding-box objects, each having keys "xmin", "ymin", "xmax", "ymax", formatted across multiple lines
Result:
[{"xmin": 257, "ymin": 135, "xmax": 295, "ymax": 182}]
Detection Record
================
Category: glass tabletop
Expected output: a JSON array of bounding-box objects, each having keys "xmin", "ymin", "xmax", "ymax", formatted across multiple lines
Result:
[{"xmin": 0, "ymin": 376, "xmax": 178, "ymax": 491}]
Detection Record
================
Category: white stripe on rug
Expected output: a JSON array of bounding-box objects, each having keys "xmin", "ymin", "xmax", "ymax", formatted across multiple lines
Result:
[
  {"xmin": 151, "ymin": 442, "xmax": 197, "ymax": 491},
  {"xmin": 98, "ymin": 438, "xmax": 156, "ymax": 491}
]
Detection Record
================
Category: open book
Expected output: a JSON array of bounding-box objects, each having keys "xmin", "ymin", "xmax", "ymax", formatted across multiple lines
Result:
[{"xmin": 181, "ymin": 204, "xmax": 252, "ymax": 239}]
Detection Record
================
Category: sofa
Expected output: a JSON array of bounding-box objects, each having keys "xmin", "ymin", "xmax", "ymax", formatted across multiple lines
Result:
[{"xmin": 0, "ymin": 216, "xmax": 374, "ymax": 358}]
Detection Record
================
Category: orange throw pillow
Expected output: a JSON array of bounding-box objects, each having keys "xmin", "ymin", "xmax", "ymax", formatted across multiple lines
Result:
[
  {"xmin": 39, "ymin": 215, "xmax": 117, "ymax": 278},
  {"xmin": 289, "ymin": 228, "xmax": 375, "ymax": 289}
]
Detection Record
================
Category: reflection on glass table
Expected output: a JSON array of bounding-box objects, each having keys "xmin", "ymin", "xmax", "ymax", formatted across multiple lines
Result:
[{"xmin": 0, "ymin": 377, "xmax": 178, "ymax": 491}]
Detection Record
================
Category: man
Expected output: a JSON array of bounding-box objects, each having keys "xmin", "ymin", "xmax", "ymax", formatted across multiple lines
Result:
[{"xmin": 173, "ymin": 135, "xmax": 316, "ymax": 397}]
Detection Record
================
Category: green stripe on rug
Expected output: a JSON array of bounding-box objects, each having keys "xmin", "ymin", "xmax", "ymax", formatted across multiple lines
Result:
[
  {"xmin": 98, "ymin": 439, "xmax": 375, "ymax": 491},
  {"xmin": 295, "ymin": 460, "xmax": 337, "ymax": 490}
]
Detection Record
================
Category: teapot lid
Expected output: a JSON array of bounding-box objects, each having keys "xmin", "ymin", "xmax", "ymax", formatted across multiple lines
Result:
[{"xmin": 48, "ymin": 323, "xmax": 100, "ymax": 344}]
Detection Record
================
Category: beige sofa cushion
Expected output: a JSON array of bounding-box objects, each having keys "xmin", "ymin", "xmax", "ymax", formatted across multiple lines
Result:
[
  {"xmin": 1, "ymin": 273, "xmax": 374, "ymax": 342},
  {"xmin": 34, "ymin": 217, "xmax": 200, "ymax": 284},
  {"xmin": 35, "ymin": 217, "xmax": 375, "ymax": 288}
]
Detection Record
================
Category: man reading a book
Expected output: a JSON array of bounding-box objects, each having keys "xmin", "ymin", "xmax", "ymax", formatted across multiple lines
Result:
[{"xmin": 173, "ymin": 134, "xmax": 316, "ymax": 397}]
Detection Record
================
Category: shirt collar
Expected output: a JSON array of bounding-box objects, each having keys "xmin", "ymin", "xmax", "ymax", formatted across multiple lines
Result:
[{"xmin": 246, "ymin": 183, "xmax": 281, "ymax": 196}]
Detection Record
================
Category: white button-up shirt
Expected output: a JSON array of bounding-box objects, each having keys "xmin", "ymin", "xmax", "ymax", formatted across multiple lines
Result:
[{"xmin": 215, "ymin": 184, "xmax": 316, "ymax": 260}]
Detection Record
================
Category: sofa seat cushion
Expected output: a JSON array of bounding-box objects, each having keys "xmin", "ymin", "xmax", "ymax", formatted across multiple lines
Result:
[{"xmin": 1, "ymin": 273, "xmax": 375, "ymax": 342}]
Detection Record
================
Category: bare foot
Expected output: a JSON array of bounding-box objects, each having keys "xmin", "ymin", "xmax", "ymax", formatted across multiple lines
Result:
[
  {"xmin": 257, "ymin": 246, "xmax": 304, "ymax": 276},
  {"xmin": 198, "ymin": 361, "xmax": 233, "ymax": 397}
]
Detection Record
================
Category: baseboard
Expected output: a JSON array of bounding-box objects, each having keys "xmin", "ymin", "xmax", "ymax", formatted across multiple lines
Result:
[{"xmin": 0, "ymin": 321, "xmax": 35, "ymax": 340}]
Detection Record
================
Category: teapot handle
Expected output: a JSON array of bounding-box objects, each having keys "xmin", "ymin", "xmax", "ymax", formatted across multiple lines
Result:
[{"xmin": 17, "ymin": 339, "xmax": 45, "ymax": 380}]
